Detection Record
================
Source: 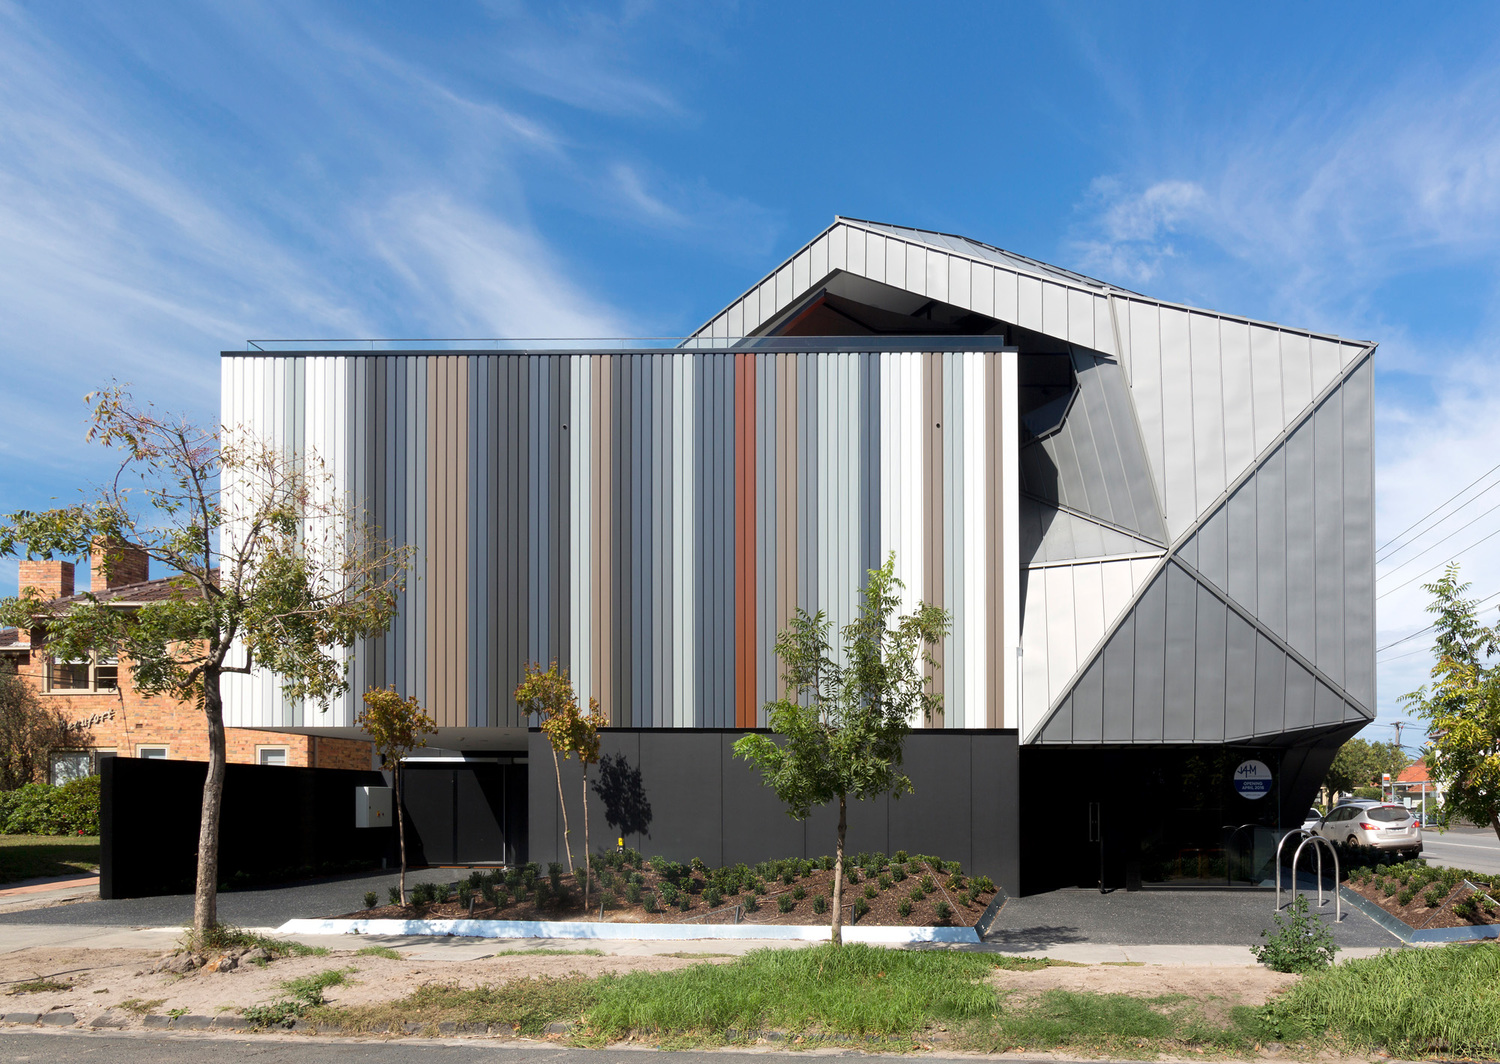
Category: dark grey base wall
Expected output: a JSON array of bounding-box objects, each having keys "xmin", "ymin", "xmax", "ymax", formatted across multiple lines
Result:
[{"xmin": 527, "ymin": 728, "xmax": 1020, "ymax": 895}]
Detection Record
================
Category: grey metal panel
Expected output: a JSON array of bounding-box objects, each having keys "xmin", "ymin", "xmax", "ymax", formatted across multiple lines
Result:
[
  {"xmin": 1315, "ymin": 680, "xmax": 1344, "ymax": 726},
  {"xmin": 1253, "ymin": 633, "xmax": 1285, "ymax": 736},
  {"xmin": 1188, "ymin": 312, "xmax": 1227, "ymax": 509},
  {"xmin": 1071, "ymin": 651, "xmax": 1104, "ymax": 742},
  {"xmin": 1017, "ymin": 274, "xmax": 1043, "ymax": 332},
  {"xmin": 1254, "ymin": 447, "xmax": 1286, "ymax": 636},
  {"xmin": 1161, "ymin": 563, "xmax": 1197, "ymax": 742},
  {"xmin": 1282, "ymin": 419, "xmax": 1316, "ymax": 657},
  {"xmin": 1341, "ymin": 356, "xmax": 1375, "ymax": 708},
  {"xmin": 1093, "ymin": 353, "xmax": 1167, "ymax": 541},
  {"xmin": 1101, "ymin": 611, "xmax": 1135, "ymax": 741},
  {"xmin": 1224, "ymin": 610, "xmax": 1258, "ymax": 740},
  {"xmin": 1194, "ymin": 505, "xmax": 1228, "ymax": 593},
  {"xmin": 1248, "ymin": 324, "xmax": 1284, "ymax": 457},
  {"xmin": 1130, "ymin": 568, "xmax": 1167, "ymax": 741},
  {"xmin": 1064, "ymin": 376, "xmax": 1111, "ymax": 518},
  {"xmin": 1157, "ymin": 307, "xmax": 1197, "ymax": 538},
  {"xmin": 1313, "ymin": 390, "xmax": 1344, "ymax": 687},
  {"xmin": 1067, "ymin": 288, "xmax": 1094, "ymax": 347},
  {"xmin": 720, "ymin": 733, "xmax": 806, "ymax": 867},
  {"xmin": 1220, "ymin": 319, "xmax": 1256, "ymax": 486},
  {"xmin": 1049, "ymin": 419, "xmax": 1088, "ymax": 512},
  {"xmin": 1285, "ymin": 658, "xmax": 1315, "ymax": 732},
  {"xmin": 1193, "ymin": 581, "xmax": 1227, "ymax": 741}
]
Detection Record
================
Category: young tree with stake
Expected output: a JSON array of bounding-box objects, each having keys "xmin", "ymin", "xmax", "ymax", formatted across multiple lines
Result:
[
  {"xmin": 357, "ymin": 687, "xmax": 436, "ymax": 905},
  {"xmin": 515, "ymin": 662, "xmax": 584, "ymax": 875},
  {"xmin": 0, "ymin": 387, "xmax": 411, "ymax": 935},
  {"xmin": 734, "ymin": 553, "xmax": 949, "ymax": 945}
]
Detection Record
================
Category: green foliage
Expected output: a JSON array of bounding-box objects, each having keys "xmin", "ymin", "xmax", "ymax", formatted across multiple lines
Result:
[
  {"xmin": 358, "ymin": 688, "xmax": 436, "ymax": 768},
  {"xmin": 812, "ymin": 894, "xmax": 827, "ymax": 914},
  {"xmin": 182, "ymin": 925, "xmax": 327, "ymax": 957},
  {"xmin": 243, "ymin": 967, "xmax": 354, "ymax": 1029},
  {"xmin": 778, "ymin": 892, "xmax": 795, "ymax": 913},
  {"xmin": 898, "ymin": 898, "xmax": 912, "ymax": 918},
  {"xmin": 0, "ymin": 662, "xmax": 76, "ymax": 790},
  {"xmin": 387, "ymin": 885, "xmax": 401, "ymax": 905},
  {"xmin": 363, "ymin": 891, "xmax": 378, "ymax": 909},
  {"xmin": 1250, "ymin": 894, "xmax": 1339, "ymax": 973},
  {"xmin": 315, "ymin": 975, "xmax": 600, "ymax": 1036},
  {"xmin": 851, "ymin": 896, "xmax": 870, "ymax": 920},
  {"xmin": 1324, "ymin": 738, "xmax": 1410, "ymax": 799},
  {"xmin": 0, "ymin": 777, "xmax": 100, "ymax": 835},
  {"xmin": 933, "ymin": 900, "xmax": 952, "ymax": 923}
]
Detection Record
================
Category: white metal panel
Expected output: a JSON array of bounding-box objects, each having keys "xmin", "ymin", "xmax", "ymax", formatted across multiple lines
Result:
[
  {"xmin": 809, "ymin": 235, "xmax": 828, "ymax": 284},
  {"xmin": 846, "ymin": 225, "xmax": 865, "ymax": 275},
  {"xmin": 1280, "ymin": 331, "xmax": 1314, "ymax": 425},
  {"xmin": 1020, "ymin": 569, "xmax": 1051, "ymax": 737},
  {"xmin": 827, "ymin": 224, "xmax": 846, "ymax": 272},
  {"xmin": 1188, "ymin": 312, "xmax": 1227, "ymax": 511},
  {"xmin": 885, "ymin": 238, "xmax": 906, "ymax": 291},
  {"xmin": 1041, "ymin": 281, "xmax": 1068, "ymax": 339},
  {"xmin": 1017, "ymin": 274, "xmax": 1043, "ymax": 331},
  {"xmin": 865, "ymin": 231, "xmax": 885, "ymax": 283},
  {"xmin": 1248, "ymin": 324, "xmax": 1283, "ymax": 457},
  {"xmin": 1099, "ymin": 556, "xmax": 1142, "ymax": 633},
  {"xmin": 970, "ymin": 262, "xmax": 994, "ymax": 317},
  {"xmin": 1309, "ymin": 337, "xmax": 1342, "ymax": 398},
  {"xmin": 995, "ymin": 268, "xmax": 1019, "ymax": 325},
  {"xmin": 960, "ymin": 351, "xmax": 988, "ymax": 728},
  {"xmin": 1067, "ymin": 288, "xmax": 1094, "ymax": 348},
  {"xmin": 1157, "ymin": 306, "xmax": 1197, "ymax": 539},
  {"xmin": 793, "ymin": 248, "xmax": 811, "ymax": 297},
  {"xmin": 1093, "ymin": 296, "xmax": 1116, "ymax": 356},
  {"xmin": 674, "ymin": 353, "xmax": 696, "ymax": 727},
  {"xmin": 879, "ymin": 352, "xmax": 924, "ymax": 617},
  {"xmin": 905, "ymin": 242, "xmax": 925, "ymax": 296},
  {"xmin": 1071, "ymin": 561, "xmax": 1106, "ymax": 667},
  {"xmin": 1044, "ymin": 566, "xmax": 1079, "ymax": 714},
  {"xmin": 949, "ymin": 254, "xmax": 971, "ymax": 311},
  {"xmin": 775, "ymin": 264, "xmax": 794, "ymax": 313},
  {"xmin": 926, "ymin": 250, "xmax": 948, "ymax": 303},
  {"xmin": 1340, "ymin": 340, "xmax": 1366, "ymax": 368},
  {"xmin": 570, "ymin": 357, "xmax": 593, "ymax": 706},
  {"xmin": 1220, "ymin": 319, "xmax": 1256, "ymax": 486}
]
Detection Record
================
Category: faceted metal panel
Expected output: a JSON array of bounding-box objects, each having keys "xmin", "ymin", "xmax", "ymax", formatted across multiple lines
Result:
[{"xmin": 1020, "ymin": 498, "xmax": 1161, "ymax": 565}]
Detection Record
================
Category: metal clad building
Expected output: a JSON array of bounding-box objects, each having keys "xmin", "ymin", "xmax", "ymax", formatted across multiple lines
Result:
[{"xmin": 221, "ymin": 217, "xmax": 1375, "ymax": 891}]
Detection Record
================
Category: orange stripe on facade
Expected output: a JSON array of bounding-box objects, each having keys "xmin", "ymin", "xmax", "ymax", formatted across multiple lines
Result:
[{"xmin": 735, "ymin": 353, "xmax": 757, "ymax": 728}]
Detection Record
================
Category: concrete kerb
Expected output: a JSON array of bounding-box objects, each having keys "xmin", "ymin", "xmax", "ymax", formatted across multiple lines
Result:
[{"xmin": 275, "ymin": 917, "xmax": 982, "ymax": 944}]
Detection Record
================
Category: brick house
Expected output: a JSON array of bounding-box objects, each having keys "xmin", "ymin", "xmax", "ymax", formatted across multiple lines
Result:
[{"xmin": 0, "ymin": 546, "xmax": 372, "ymax": 785}]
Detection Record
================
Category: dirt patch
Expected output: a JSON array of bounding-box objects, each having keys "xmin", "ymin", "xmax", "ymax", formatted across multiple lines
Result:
[
  {"xmin": 1346, "ymin": 874, "xmax": 1500, "ymax": 930},
  {"xmin": 340, "ymin": 855, "xmax": 996, "ymax": 929},
  {"xmin": 989, "ymin": 963, "xmax": 1298, "ymax": 1025},
  {"xmin": 0, "ymin": 944, "xmax": 726, "ymax": 1027}
]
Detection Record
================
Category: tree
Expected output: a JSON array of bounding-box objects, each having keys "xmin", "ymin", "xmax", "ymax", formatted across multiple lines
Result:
[
  {"xmin": 517, "ymin": 663, "xmax": 604, "ymax": 909},
  {"xmin": 0, "ymin": 661, "xmax": 77, "ymax": 791},
  {"xmin": 1401, "ymin": 564, "xmax": 1500, "ymax": 842},
  {"xmin": 1323, "ymin": 738, "xmax": 1410, "ymax": 802},
  {"xmin": 357, "ymin": 687, "xmax": 436, "ymax": 904},
  {"xmin": 0, "ymin": 386, "xmax": 411, "ymax": 934},
  {"xmin": 734, "ymin": 553, "xmax": 950, "ymax": 945}
]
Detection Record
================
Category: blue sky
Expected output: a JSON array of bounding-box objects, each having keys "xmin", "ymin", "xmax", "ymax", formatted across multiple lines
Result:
[{"xmin": 4, "ymin": 1, "xmax": 1500, "ymax": 746}]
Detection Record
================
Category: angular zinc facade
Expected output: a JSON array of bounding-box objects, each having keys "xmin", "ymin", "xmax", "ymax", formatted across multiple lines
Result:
[{"xmin": 220, "ymin": 217, "xmax": 1374, "ymax": 889}]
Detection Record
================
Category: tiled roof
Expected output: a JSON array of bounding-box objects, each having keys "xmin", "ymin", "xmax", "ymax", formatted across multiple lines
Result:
[{"xmin": 1396, "ymin": 761, "xmax": 1430, "ymax": 783}]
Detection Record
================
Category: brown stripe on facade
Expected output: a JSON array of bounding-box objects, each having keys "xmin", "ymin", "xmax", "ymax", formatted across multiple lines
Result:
[
  {"xmin": 734, "ymin": 352, "xmax": 757, "ymax": 728},
  {"xmin": 923, "ymin": 351, "xmax": 945, "ymax": 728}
]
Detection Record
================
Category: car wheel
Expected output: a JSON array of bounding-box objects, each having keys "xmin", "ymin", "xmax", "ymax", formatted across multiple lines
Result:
[{"xmin": 1346, "ymin": 835, "xmax": 1362, "ymax": 858}]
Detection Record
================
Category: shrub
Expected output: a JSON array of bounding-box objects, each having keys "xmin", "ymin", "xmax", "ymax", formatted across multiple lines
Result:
[
  {"xmin": 894, "ymin": 849, "xmax": 908, "ymax": 863},
  {"xmin": 456, "ymin": 882, "xmax": 472, "ymax": 907},
  {"xmin": 821, "ymin": 855, "xmax": 834, "ymax": 871},
  {"xmin": 1423, "ymin": 886, "xmax": 1446, "ymax": 908},
  {"xmin": 973, "ymin": 875, "xmax": 995, "ymax": 894},
  {"xmin": 1251, "ymin": 894, "xmax": 1339, "ymax": 973},
  {"xmin": 625, "ymin": 882, "xmax": 642, "ymax": 904},
  {"xmin": 777, "ymin": 893, "xmax": 795, "ymax": 913},
  {"xmin": 863, "ymin": 884, "xmax": 877, "ymax": 900},
  {"xmin": 704, "ymin": 887, "xmax": 722, "ymax": 908},
  {"xmin": 642, "ymin": 892, "xmax": 658, "ymax": 913},
  {"xmin": 742, "ymin": 893, "xmax": 757, "ymax": 912},
  {"xmin": 898, "ymin": 898, "xmax": 912, "ymax": 918},
  {"xmin": 852, "ymin": 896, "xmax": 870, "ymax": 920},
  {"xmin": 878, "ymin": 873, "xmax": 892, "ymax": 891},
  {"xmin": 691, "ymin": 857, "xmax": 707, "ymax": 874},
  {"xmin": 909, "ymin": 884, "xmax": 926, "ymax": 902},
  {"xmin": 892, "ymin": 865, "xmax": 907, "ymax": 882},
  {"xmin": 1, "ymin": 778, "xmax": 100, "ymax": 836},
  {"xmin": 946, "ymin": 874, "xmax": 966, "ymax": 892},
  {"xmin": 946, "ymin": 860, "xmax": 962, "ymax": 875},
  {"xmin": 660, "ymin": 883, "xmax": 680, "ymax": 905},
  {"xmin": 436, "ymin": 882, "xmax": 454, "ymax": 904},
  {"xmin": 812, "ymin": 894, "xmax": 827, "ymax": 914},
  {"xmin": 754, "ymin": 880, "xmax": 766, "ymax": 895},
  {"xmin": 920, "ymin": 874, "xmax": 935, "ymax": 892},
  {"xmin": 1397, "ymin": 888, "xmax": 1416, "ymax": 907},
  {"xmin": 846, "ymin": 867, "xmax": 860, "ymax": 884},
  {"xmin": 363, "ymin": 891, "xmax": 378, "ymax": 909},
  {"xmin": 678, "ymin": 893, "xmax": 691, "ymax": 912},
  {"xmin": 958, "ymin": 890, "xmax": 973, "ymax": 907},
  {"xmin": 780, "ymin": 870, "xmax": 793, "ymax": 886},
  {"xmin": 1381, "ymin": 879, "xmax": 1398, "ymax": 897},
  {"xmin": 934, "ymin": 900, "xmax": 952, "ymax": 923},
  {"xmin": 387, "ymin": 885, "xmax": 401, "ymax": 905},
  {"xmin": 601, "ymin": 891, "xmax": 617, "ymax": 910}
]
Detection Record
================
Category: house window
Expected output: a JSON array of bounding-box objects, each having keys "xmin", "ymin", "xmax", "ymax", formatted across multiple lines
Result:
[
  {"xmin": 50, "ymin": 751, "xmax": 91, "ymax": 786},
  {"xmin": 256, "ymin": 746, "xmax": 289, "ymax": 767},
  {"xmin": 46, "ymin": 655, "xmax": 119, "ymax": 693},
  {"xmin": 136, "ymin": 745, "xmax": 168, "ymax": 759}
]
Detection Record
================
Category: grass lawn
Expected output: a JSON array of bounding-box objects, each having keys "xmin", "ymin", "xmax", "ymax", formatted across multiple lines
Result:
[{"xmin": 0, "ymin": 835, "xmax": 100, "ymax": 885}]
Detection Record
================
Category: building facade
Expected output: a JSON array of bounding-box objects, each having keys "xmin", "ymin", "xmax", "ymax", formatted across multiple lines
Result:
[{"xmin": 220, "ymin": 218, "xmax": 1375, "ymax": 892}]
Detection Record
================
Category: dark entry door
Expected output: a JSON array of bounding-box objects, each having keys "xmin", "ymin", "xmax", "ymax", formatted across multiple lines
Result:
[{"xmin": 401, "ymin": 761, "xmax": 526, "ymax": 866}]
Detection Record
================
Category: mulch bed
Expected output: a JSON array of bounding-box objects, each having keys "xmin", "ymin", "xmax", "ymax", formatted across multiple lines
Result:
[
  {"xmin": 1346, "ymin": 875, "xmax": 1500, "ymax": 930},
  {"xmin": 337, "ymin": 856, "xmax": 996, "ymax": 929}
]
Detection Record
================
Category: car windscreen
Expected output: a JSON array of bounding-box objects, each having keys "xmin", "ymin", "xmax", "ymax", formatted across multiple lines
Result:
[{"xmin": 1367, "ymin": 807, "xmax": 1411, "ymax": 822}]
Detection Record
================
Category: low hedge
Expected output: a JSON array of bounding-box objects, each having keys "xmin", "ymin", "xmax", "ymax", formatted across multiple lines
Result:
[{"xmin": 0, "ymin": 776, "xmax": 101, "ymax": 836}]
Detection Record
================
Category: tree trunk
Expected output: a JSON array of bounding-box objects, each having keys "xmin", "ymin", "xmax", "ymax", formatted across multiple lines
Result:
[
  {"xmin": 830, "ymin": 794, "xmax": 846, "ymax": 947},
  {"xmin": 1491, "ymin": 813, "xmax": 1499, "ymax": 846},
  {"xmin": 553, "ymin": 748, "xmax": 574, "ymax": 874},
  {"xmin": 581, "ymin": 765, "xmax": 592, "ymax": 911},
  {"xmin": 396, "ymin": 761, "xmax": 407, "ymax": 905},
  {"xmin": 193, "ymin": 666, "xmax": 226, "ymax": 935}
]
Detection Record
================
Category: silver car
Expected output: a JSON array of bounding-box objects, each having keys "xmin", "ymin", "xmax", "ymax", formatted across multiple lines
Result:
[{"xmin": 1313, "ymin": 803, "xmax": 1422, "ymax": 859}]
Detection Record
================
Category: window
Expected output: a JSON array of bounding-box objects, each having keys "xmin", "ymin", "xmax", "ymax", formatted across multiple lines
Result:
[
  {"xmin": 46, "ymin": 655, "xmax": 119, "ymax": 693},
  {"xmin": 256, "ymin": 746, "xmax": 289, "ymax": 767},
  {"xmin": 50, "ymin": 751, "xmax": 91, "ymax": 786},
  {"xmin": 136, "ymin": 745, "xmax": 168, "ymax": 759}
]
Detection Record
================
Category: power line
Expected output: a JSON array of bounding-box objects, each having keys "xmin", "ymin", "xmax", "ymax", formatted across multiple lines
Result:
[
  {"xmin": 1375, "ymin": 588, "xmax": 1500, "ymax": 654},
  {"xmin": 1375, "ymin": 523, "xmax": 1500, "ymax": 601},
  {"xmin": 1376, "ymin": 498, "xmax": 1500, "ymax": 584},
  {"xmin": 1377, "ymin": 476, "xmax": 1500, "ymax": 562},
  {"xmin": 1377, "ymin": 460, "xmax": 1500, "ymax": 555}
]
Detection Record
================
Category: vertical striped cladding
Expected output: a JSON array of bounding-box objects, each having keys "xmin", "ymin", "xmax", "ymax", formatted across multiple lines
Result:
[{"xmin": 220, "ymin": 349, "xmax": 1020, "ymax": 733}]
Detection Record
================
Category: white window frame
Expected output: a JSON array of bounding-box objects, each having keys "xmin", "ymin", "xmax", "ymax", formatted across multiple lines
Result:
[
  {"xmin": 255, "ymin": 745, "xmax": 290, "ymax": 767},
  {"xmin": 135, "ymin": 744, "xmax": 169, "ymax": 759},
  {"xmin": 44, "ymin": 653, "xmax": 119, "ymax": 694}
]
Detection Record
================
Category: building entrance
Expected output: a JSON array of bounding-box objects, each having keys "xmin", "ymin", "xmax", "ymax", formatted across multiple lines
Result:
[{"xmin": 400, "ymin": 758, "xmax": 527, "ymax": 867}]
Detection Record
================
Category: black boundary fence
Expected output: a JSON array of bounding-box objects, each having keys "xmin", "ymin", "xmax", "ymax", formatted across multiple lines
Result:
[{"xmin": 99, "ymin": 756, "xmax": 394, "ymax": 899}]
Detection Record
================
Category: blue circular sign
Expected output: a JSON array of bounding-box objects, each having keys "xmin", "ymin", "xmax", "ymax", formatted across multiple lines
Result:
[{"xmin": 1234, "ymin": 759, "xmax": 1273, "ymax": 799}]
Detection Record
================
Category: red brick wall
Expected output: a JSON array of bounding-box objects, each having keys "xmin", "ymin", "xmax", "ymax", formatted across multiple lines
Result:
[
  {"xmin": 11, "ymin": 646, "xmax": 371, "ymax": 775},
  {"xmin": 90, "ymin": 541, "xmax": 149, "ymax": 591},
  {"xmin": 17, "ymin": 561, "xmax": 73, "ymax": 601}
]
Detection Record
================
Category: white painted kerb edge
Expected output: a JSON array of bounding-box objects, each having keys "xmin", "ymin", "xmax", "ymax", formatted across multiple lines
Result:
[{"xmin": 275, "ymin": 918, "xmax": 979, "ymax": 944}]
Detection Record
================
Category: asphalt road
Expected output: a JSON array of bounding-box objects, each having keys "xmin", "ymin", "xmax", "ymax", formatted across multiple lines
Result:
[
  {"xmin": 0, "ymin": 1031, "xmax": 1116, "ymax": 1064},
  {"xmin": 1420, "ymin": 824, "xmax": 1500, "ymax": 877}
]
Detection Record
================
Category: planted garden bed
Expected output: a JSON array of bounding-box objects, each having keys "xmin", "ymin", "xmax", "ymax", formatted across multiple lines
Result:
[
  {"xmin": 338, "ymin": 850, "xmax": 997, "ymax": 929},
  {"xmin": 1344, "ymin": 860, "xmax": 1500, "ymax": 930}
]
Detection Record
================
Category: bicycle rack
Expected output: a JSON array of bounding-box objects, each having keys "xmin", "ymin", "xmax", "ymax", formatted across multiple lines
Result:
[{"xmin": 1275, "ymin": 829, "xmax": 1341, "ymax": 922}]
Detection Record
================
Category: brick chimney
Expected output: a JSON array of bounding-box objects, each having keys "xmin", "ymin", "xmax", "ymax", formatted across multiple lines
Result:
[
  {"xmin": 90, "ymin": 539, "xmax": 149, "ymax": 592},
  {"xmin": 17, "ymin": 559, "xmax": 74, "ymax": 602}
]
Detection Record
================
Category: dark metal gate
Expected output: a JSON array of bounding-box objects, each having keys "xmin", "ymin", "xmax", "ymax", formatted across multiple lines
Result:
[{"xmin": 400, "ymin": 759, "xmax": 527, "ymax": 867}]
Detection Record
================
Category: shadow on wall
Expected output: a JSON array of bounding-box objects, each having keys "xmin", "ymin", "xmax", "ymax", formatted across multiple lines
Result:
[{"xmin": 593, "ymin": 752, "xmax": 653, "ymax": 840}]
